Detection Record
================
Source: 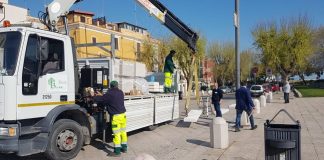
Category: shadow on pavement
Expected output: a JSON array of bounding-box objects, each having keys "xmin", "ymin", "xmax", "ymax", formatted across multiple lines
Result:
[
  {"xmin": 226, "ymin": 120, "xmax": 235, "ymax": 124},
  {"xmin": 89, "ymin": 139, "xmax": 115, "ymax": 157},
  {"xmin": 195, "ymin": 120, "xmax": 210, "ymax": 127},
  {"xmin": 176, "ymin": 120, "xmax": 191, "ymax": 128},
  {"xmin": 186, "ymin": 139, "xmax": 211, "ymax": 148},
  {"xmin": 0, "ymin": 153, "xmax": 48, "ymax": 160}
]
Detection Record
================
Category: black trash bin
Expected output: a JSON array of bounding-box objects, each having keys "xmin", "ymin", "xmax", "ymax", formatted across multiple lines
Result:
[{"xmin": 264, "ymin": 109, "xmax": 301, "ymax": 160}]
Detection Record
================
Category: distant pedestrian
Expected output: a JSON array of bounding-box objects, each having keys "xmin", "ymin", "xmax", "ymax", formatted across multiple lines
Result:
[
  {"xmin": 211, "ymin": 83, "xmax": 223, "ymax": 117},
  {"xmin": 234, "ymin": 82, "xmax": 257, "ymax": 132},
  {"xmin": 283, "ymin": 80, "xmax": 291, "ymax": 103}
]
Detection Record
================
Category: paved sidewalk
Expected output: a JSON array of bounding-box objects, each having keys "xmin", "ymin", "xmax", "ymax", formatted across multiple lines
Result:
[
  {"xmin": 73, "ymin": 93, "xmax": 324, "ymax": 160},
  {"xmin": 1, "ymin": 93, "xmax": 323, "ymax": 160}
]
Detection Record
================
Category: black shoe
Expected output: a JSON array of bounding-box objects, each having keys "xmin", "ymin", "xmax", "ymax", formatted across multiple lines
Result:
[
  {"xmin": 239, "ymin": 126, "xmax": 243, "ymax": 128},
  {"xmin": 251, "ymin": 125, "xmax": 258, "ymax": 130},
  {"xmin": 235, "ymin": 127, "xmax": 240, "ymax": 132}
]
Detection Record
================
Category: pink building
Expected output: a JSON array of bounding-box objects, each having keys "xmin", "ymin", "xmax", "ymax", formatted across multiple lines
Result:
[{"xmin": 201, "ymin": 58, "xmax": 215, "ymax": 85}]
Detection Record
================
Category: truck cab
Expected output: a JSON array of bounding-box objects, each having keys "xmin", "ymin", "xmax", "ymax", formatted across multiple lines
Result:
[{"xmin": 0, "ymin": 26, "xmax": 90, "ymax": 159}]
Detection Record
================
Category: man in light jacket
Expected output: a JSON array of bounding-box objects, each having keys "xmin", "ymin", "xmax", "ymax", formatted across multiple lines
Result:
[{"xmin": 283, "ymin": 81, "xmax": 291, "ymax": 103}]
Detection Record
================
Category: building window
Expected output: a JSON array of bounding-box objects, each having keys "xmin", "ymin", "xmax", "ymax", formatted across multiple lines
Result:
[
  {"xmin": 80, "ymin": 16, "xmax": 86, "ymax": 23},
  {"xmin": 92, "ymin": 37, "xmax": 96, "ymax": 43},
  {"xmin": 114, "ymin": 38, "xmax": 119, "ymax": 50},
  {"xmin": 136, "ymin": 42, "xmax": 141, "ymax": 53}
]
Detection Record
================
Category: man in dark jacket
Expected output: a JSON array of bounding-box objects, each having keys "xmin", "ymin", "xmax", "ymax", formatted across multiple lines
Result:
[
  {"xmin": 211, "ymin": 83, "xmax": 223, "ymax": 117},
  {"xmin": 163, "ymin": 50, "xmax": 176, "ymax": 93},
  {"xmin": 93, "ymin": 81, "xmax": 127, "ymax": 156},
  {"xmin": 234, "ymin": 82, "xmax": 257, "ymax": 132}
]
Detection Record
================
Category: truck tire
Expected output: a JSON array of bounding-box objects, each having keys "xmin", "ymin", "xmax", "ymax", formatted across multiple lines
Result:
[{"xmin": 45, "ymin": 119, "xmax": 84, "ymax": 160}]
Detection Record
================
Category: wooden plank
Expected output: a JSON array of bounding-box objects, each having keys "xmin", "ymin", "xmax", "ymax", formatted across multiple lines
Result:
[{"xmin": 184, "ymin": 109, "xmax": 202, "ymax": 122}]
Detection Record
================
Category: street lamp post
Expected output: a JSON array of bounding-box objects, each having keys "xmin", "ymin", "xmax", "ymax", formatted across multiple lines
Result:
[{"xmin": 234, "ymin": 0, "xmax": 240, "ymax": 88}]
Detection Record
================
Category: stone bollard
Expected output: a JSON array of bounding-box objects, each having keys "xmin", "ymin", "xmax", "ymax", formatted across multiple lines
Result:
[
  {"xmin": 252, "ymin": 98, "xmax": 261, "ymax": 114},
  {"xmin": 266, "ymin": 93, "xmax": 271, "ymax": 103},
  {"xmin": 210, "ymin": 117, "xmax": 228, "ymax": 149},
  {"xmin": 241, "ymin": 111, "xmax": 250, "ymax": 126},
  {"xmin": 269, "ymin": 92, "xmax": 273, "ymax": 100},
  {"xmin": 259, "ymin": 95, "xmax": 266, "ymax": 107}
]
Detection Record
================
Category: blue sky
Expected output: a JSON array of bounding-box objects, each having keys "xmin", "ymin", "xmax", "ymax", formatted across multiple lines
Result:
[{"xmin": 9, "ymin": 0, "xmax": 324, "ymax": 51}]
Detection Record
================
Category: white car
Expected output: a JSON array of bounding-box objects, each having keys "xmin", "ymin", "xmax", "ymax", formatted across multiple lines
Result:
[
  {"xmin": 219, "ymin": 86, "xmax": 231, "ymax": 94},
  {"xmin": 250, "ymin": 85, "xmax": 264, "ymax": 97}
]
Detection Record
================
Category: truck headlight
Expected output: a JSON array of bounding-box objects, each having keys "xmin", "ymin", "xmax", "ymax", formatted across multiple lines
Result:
[{"xmin": 0, "ymin": 127, "xmax": 17, "ymax": 137}]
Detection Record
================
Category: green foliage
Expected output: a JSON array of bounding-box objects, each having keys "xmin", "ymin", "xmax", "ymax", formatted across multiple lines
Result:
[
  {"xmin": 240, "ymin": 49, "xmax": 254, "ymax": 81},
  {"xmin": 169, "ymin": 35, "xmax": 206, "ymax": 84},
  {"xmin": 309, "ymin": 26, "xmax": 324, "ymax": 73},
  {"xmin": 252, "ymin": 16, "xmax": 314, "ymax": 80},
  {"xmin": 208, "ymin": 42, "xmax": 235, "ymax": 84},
  {"xmin": 295, "ymin": 86, "xmax": 324, "ymax": 97},
  {"xmin": 139, "ymin": 38, "xmax": 155, "ymax": 71},
  {"xmin": 156, "ymin": 37, "xmax": 171, "ymax": 72}
]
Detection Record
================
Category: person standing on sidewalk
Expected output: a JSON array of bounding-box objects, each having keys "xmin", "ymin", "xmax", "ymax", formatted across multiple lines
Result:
[
  {"xmin": 234, "ymin": 82, "xmax": 257, "ymax": 132},
  {"xmin": 211, "ymin": 83, "xmax": 223, "ymax": 117},
  {"xmin": 283, "ymin": 80, "xmax": 291, "ymax": 103},
  {"xmin": 163, "ymin": 50, "xmax": 176, "ymax": 93},
  {"xmin": 92, "ymin": 81, "xmax": 128, "ymax": 157}
]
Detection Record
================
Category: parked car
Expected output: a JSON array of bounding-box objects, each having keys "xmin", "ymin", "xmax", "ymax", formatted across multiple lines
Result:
[
  {"xmin": 250, "ymin": 85, "xmax": 264, "ymax": 97},
  {"xmin": 219, "ymin": 86, "xmax": 231, "ymax": 94},
  {"xmin": 262, "ymin": 83, "xmax": 271, "ymax": 93},
  {"xmin": 271, "ymin": 83, "xmax": 280, "ymax": 92}
]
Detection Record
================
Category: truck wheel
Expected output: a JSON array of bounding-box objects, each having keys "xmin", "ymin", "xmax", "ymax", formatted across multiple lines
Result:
[{"xmin": 45, "ymin": 119, "xmax": 84, "ymax": 160}]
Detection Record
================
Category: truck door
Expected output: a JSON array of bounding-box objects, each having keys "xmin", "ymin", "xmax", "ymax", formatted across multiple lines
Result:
[{"xmin": 17, "ymin": 33, "xmax": 71, "ymax": 120}]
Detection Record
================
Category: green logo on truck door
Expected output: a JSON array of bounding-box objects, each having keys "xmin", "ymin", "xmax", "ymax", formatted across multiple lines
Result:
[
  {"xmin": 48, "ymin": 77, "xmax": 57, "ymax": 89},
  {"xmin": 47, "ymin": 76, "xmax": 67, "ymax": 92}
]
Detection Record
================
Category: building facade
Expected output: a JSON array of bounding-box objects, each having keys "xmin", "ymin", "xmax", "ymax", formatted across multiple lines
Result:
[
  {"xmin": 202, "ymin": 58, "xmax": 216, "ymax": 85},
  {"xmin": 58, "ymin": 10, "xmax": 159, "ymax": 62}
]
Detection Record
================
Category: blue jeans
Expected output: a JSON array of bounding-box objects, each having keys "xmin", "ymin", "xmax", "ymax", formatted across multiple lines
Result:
[
  {"xmin": 213, "ymin": 102, "xmax": 222, "ymax": 117},
  {"xmin": 235, "ymin": 109, "xmax": 255, "ymax": 128}
]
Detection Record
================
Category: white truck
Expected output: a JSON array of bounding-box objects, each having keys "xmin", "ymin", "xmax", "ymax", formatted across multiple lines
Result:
[{"xmin": 0, "ymin": 0, "xmax": 197, "ymax": 159}]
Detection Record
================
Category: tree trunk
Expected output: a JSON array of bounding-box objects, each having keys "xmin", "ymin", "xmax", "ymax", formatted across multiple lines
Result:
[
  {"xmin": 298, "ymin": 72, "xmax": 307, "ymax": 85},
  {"xmin": 185, "ymin": 55, "xmax": 196, "ymax": 116}
]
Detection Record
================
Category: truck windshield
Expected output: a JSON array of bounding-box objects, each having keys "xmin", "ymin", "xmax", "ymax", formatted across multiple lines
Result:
[{"xmin": 0, "ymin": 32, "xmax": 22, "ymax": 76}]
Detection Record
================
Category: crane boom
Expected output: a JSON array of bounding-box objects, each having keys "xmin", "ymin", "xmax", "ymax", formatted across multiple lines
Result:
[
  {"xmin": 46, "ymin": 0, "xmax": 81, "ymax": 31},
  {"xmin": 136, "ymin": 0, "xmax": 198, "ymax": 52}
]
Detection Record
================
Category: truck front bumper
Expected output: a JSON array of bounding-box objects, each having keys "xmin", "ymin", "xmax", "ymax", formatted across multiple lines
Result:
[{"xmin": 0, "ymin": 123, "xmax": 19, "ymax": 153}]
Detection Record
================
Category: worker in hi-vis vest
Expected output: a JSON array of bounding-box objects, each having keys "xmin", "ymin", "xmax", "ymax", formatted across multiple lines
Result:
[
  {"xmin": 163, "ymin": 50, "xmax": 176, "ymax": 93},
  {"xmin": 92, "ymin": 81, "xmax": 127, "ymax": 157}
]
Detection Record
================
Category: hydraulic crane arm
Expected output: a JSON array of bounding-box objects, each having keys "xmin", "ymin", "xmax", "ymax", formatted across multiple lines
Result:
[
  {"xmin": 136, "ymin": 0, "xmax": 198, "ymax": 52},
  {"xmin": 44, "ymin": 0, "xmax": 198, "ymax": 51},
  {"xmin": 46, "ymin": 0, "xmax": 81, "ymax": 31}
]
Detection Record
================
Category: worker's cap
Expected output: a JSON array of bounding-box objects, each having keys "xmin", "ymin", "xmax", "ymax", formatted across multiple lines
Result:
[{"xmin": 110, "ymin": 80, "xmax": 118, "ymax": 88}]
